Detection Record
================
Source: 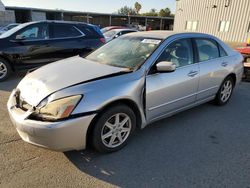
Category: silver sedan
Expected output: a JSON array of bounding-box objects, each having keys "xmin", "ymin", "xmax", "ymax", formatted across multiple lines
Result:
[{"xmin": 7, "ymin": 31, "xmax": 243, "ymax": 153}]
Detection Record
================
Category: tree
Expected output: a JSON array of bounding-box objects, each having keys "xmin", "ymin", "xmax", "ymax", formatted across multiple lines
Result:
[
  {"xmin": 118, "ymin": 6, "xmax": 137, "ymax": 15},
  {"xmin": 141, "ymin": 9, "xmax": 158, "ymax": 17},
  {"xmin": 150, "ymin": 8, "xmax": 157, "ymax": 13},
  {"xmin": 134, "ymin": 2, "xmax": 142, "ymax": 14},
  {"xmin": 158, "ymin": 8, "xmax": 171, "ymax": 17}
]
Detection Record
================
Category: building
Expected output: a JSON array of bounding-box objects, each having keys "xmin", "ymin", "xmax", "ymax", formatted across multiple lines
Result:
[
  {"xmin": 0, "ymin": 0, "xmax": 4, "ymax": 11},
  {"xmin": 174, "ymin": 0, "xmax": 250, "ymax": 43},
  {"xmin": 0, "ymin": 0, "xmax": 16, "ymax": 26},
  {"xmin": 0, "ymin": 1, "xmax": 174, "ymax": 30}
]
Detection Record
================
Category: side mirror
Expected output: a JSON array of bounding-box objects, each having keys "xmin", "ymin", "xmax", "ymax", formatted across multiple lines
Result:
[
  {"xmin": 156, "ymin": 61, "xmax": 176, "ymax": 72},
  {"xmin": 15, "ymin": 35, "xmax": 25, "ymax": 40}
]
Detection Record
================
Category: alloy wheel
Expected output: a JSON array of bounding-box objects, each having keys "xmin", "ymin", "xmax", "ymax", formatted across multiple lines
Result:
[
  {"xmin": 101, "ymin": 113, "xmax": 132, "ymax": 148},
  {"xmin": 0, "ymin": 62, "xmax": 7, "ymax": 79},
  {"xmin": 220, "ymin": 80, "xmax": 233, "ymax": 103}
]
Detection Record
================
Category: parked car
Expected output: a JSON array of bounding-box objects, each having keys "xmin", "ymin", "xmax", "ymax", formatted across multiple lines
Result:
[
  {"xmin": 101, "ymin": 26, "xmax": 126, "ymax": 33},
  {"xmin": 126, "ymin": 22, "xmax": 147, "ymax": 31},
  {"xmin": 7, "ymin": 31, "xmax": 243, "ymax": 153},
  {"xmin": 104, "ymin": 28, "xmax": 138, "ymax": 42},
  {"xmin": 0, "ymin": 21, "xmax": 105, "ymax": 81},
  {"xmin": 0, "ymin": 23, "xmax": 19, "ymax": 35},
  {"xmin": 235, "ymin": 40, "xmax": 250, "ymax": 80}
]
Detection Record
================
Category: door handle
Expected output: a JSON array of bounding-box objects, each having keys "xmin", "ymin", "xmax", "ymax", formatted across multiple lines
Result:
[
  {"xmin": 221, "ymin": 62, "xmax": 228, "ymax": 67},
  {"xmin": 188, "ymin": 71, "xmax": 198, "ymax": 77}
]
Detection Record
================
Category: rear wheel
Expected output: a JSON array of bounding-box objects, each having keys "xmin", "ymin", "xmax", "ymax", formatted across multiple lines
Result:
[
  {"xmin": 92, "ymin": 105, "xmax": 136, "ymax": 153},
  {"xmin": 0, "ymin": 58, "xmax": 12, "ymax": 82},
  {"xmin": 215, "ymin": 76, "xmax": 234, "ymax": 105}
]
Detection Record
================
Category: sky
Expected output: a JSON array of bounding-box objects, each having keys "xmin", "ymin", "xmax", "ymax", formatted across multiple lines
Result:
[{"xmin": 1, "ymin": 0, "xmax": 176, "ymax": 14}]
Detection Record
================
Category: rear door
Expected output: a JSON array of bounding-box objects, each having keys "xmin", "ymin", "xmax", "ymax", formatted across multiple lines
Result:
[
  {"xmin": 76, "ymin": 24, "xmax": 104, "ymax": 55},
  {"xmin": 48, "ymin": 23, "xmax": 86, "ymax": 60},
  {"xmin": 146, "ymin": 38, "xmax": 199, "ymax": 122},
  {"xmin": 194, "ymin": 38, "xmax": 229, "ymax": 101}
]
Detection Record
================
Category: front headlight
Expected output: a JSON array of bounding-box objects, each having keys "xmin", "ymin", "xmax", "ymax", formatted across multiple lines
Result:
[{"xmin": 33, "ymin": 95, "xmax": 82, "ymax": 121}]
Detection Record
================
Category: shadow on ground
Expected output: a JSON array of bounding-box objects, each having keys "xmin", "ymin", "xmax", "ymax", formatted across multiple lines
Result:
[
  {"xmin": 0, "ymin": 73, "xmax": 25, "ymax": 92},
  {"xmin": 64, "ymin": 84, "xmax": 250, "ymax": 187}
]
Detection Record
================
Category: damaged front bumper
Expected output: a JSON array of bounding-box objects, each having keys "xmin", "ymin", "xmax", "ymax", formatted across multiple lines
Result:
[{"xmin": 7, "ymin": 90, "xmax": 96, "ymax": 151}]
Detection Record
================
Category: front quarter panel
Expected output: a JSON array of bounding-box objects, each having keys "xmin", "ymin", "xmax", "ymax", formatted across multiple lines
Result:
[{"xmin": 49, "ymin": 68, "xmax": 147, "ymax": 127}]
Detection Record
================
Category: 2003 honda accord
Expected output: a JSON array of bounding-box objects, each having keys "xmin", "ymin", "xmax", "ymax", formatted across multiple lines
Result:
[{"xmin": 7, "ymin": 31, "xmax": 243, "ymax": 153}]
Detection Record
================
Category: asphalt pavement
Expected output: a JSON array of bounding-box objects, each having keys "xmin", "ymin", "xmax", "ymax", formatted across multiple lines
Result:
[{"xmin": 1, "ymin": 74, "xmax": 250, "ymax": 188}]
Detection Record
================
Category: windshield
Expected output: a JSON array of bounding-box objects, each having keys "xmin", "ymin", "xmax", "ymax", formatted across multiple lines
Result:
[
  {"xmin": 0, "ymin": 23, "xmax": 29, "ymax": 38},
  {"xmin": 86, "ymin": 37, "xmax": 162, "ymax": 69},
  {"xmin": 104, "ymin": 30, "xmax": 116, "ymax": 38}
]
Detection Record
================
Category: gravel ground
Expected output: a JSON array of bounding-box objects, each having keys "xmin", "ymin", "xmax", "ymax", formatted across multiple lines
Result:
[{"xmin": 1, "ymin": 74, "xmax": 250, "ymax": 188}]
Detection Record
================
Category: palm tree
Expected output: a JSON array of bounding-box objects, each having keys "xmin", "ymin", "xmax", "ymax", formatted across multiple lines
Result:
[{"xmin": 134, "ymin": 2, "xmax": 142, "ymax": 14}]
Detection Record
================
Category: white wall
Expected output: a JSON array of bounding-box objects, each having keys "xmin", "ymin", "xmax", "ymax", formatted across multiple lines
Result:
[
  {"xmin": 174, "ymin": 0, "xmax": 250, "ymax": 43},
  {"xmin": 0, "ymin": 0, "xmax": 5, "ymax": 11},
  {"xmin": 0, "ymin": 10, "xmax": 15, "ymax": 26},
  {"xmin": 31, "ymin": 11, "xmax": 46, "ymax": 21}
]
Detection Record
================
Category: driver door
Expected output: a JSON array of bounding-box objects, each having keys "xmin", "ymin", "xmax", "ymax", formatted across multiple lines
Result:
[
  {"xmin": 146, "ymin": 38, "xmax": 200, "ymax": 122},
  {"xmin": 11, "ymin": 23, "xmax": 52, "ymax": 65}
]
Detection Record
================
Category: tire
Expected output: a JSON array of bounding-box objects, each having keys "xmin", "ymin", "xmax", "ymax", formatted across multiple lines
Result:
[
  {"xmin": 92, "ymin": 104, "xmax": 136, "ymax": 153},
  {"xmin": 214, "ymin": 76, "xmax": 234, "ymax": 106},
  {"xmin": 0, "ymin": 58, "xmax": 12, "ymax": 82}
]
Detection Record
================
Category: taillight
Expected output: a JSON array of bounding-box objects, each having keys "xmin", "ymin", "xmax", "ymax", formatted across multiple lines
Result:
[{"xmin": 100, "ymin": 38, "xmax": 106, "ymax": 43}]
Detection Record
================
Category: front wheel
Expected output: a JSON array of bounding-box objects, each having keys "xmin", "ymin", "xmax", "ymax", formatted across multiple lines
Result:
[
  {"xmin": 214, "ymin": 77, "xmax": 234, "ymax": 105},
  {"xmin": 92, "ymin": 105, "xmax": 136, "ymax": 153},
  {"xmin": 0, "ymin": 58, "xmax": 12, "ymax": 82}
]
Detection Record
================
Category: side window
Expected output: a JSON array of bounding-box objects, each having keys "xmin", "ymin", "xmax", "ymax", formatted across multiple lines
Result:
[
  {"xmin": 218, "ymin": 44, "xmax": 228, "ymax": 57},
  {"xmin": 51, "ymin": 24, "xmax": 81, "ymax": 38},
  {"xmin": 76, "ymin": 25, "xmax": 97, "ymax": 37},
  {"xmin": 195, "ymin": 39, "xmax": 219, "ymax": 61},
  {"xmin": 157, "ymin": 39, "xmax": 194, "ymax": 68},
  {"xmin": 17, "ymin": 24, "xmax": 49, "ymax": 40}
]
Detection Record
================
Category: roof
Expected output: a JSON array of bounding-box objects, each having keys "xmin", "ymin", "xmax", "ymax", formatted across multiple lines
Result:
[
  {"xmin": 127, "ymin": 31, "xmax": 180, "ymax": 39},
  {"xmin": 127, "ymin": 31, "xmax": 216, "ymax": 39},
  {"xmin": 25, "ymin": 20, "xmax": 89, "ymax": 25}
]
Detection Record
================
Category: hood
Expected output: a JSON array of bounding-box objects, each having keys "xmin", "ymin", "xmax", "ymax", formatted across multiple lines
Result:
[{"xmin": 17, "ymin": 56, "xmax": 128, "ymax": 106}]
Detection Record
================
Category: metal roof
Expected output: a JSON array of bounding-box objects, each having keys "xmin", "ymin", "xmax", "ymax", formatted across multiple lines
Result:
[{"xmin": 5, "ymin": 6, "xmax": 174, "ymax": 20}]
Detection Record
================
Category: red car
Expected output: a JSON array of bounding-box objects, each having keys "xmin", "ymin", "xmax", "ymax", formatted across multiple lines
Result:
[
  {"xmin": 236, "ymin": 42, "xmax": 250, "ymax": 80},
  {"xmin": 101, "ymin": 26, "xmax": 126, "ymax": 33}
]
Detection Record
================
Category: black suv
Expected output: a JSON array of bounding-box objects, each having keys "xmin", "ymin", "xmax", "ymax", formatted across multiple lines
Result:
[{"xmin": 0, "ymin": 21, "xmax": 105, "ymax": 81}]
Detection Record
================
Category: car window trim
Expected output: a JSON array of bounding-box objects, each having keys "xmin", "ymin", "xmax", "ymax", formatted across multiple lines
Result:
[
  {"xmin": 193, "ymin": 37, "xmax": 222, "ymax": 62},
  {"xmin": 147, "ymin": 37, "xmax": 196, "ymax": 75},
  {"xmin": 217, "ymin": 42, "xmax": 228, "ymax": 57},
  {"xmin": 13, "ymin": 23, "xmax": 49, "ymax": 41},
  {"xmin": 11, "ymin": 35, "xmax": 85, "ymax": 42},
  {"xmin": 50, "ymin": 23, "xmax": 85, "ymax": 40}
]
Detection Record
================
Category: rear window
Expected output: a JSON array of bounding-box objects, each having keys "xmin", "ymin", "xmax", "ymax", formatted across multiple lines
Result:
[{"xmin": 121, "ymin": 30, "xmax": 137, "ymax": 35}]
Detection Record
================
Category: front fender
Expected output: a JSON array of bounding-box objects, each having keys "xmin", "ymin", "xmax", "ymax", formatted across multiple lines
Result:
[{"xmin": 48, "ymin": 68, "xmax": 147, "ymax": 128}]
